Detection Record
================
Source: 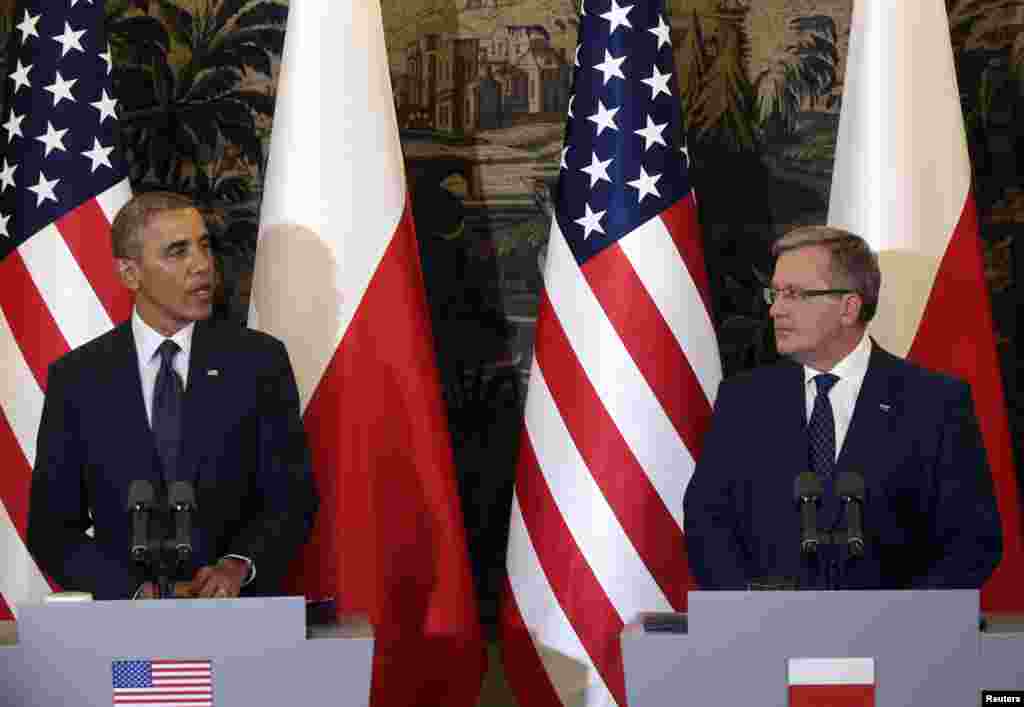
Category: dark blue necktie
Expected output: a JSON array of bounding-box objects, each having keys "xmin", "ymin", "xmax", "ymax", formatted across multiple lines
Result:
[
  {"xmin": 808, "ymin": 373, "xmax": 839, "ymax": 481},
  {"xmin": 152, "ymin": 339, "xmax": 183, "ymax": 482}
]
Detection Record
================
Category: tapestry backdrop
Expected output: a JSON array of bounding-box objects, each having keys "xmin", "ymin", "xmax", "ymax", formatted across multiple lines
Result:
[{"xmin": 1, "ymin": 0, "xmax": 1018, "ymax": 620}]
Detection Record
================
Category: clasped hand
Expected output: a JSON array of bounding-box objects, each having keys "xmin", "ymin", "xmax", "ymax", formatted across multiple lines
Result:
[{"xmin": 138, "ymin": 558, "xmax": 248, "ymax": 599}]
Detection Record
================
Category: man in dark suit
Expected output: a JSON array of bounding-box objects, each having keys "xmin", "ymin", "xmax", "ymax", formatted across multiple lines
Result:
[
  {"xmin": 683, "ymin": 226, "xmax": 1002, "ymax": 590},
  {"xmin": 27, "ymin": 192, "xmax": 318, "ymax": 600}
]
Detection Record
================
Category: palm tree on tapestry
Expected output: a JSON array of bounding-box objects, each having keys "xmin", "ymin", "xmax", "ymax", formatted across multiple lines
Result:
[
  {"xmin": 677, "ymin": 1, "xmax": 761, "ymax": 153},
  {"xmin": 106, "ymin": 0, "xmax": 286, "ymax": 203},
  {"xmin": 754, "ymin": 15, "xmax": 838, "ymax": 140}
]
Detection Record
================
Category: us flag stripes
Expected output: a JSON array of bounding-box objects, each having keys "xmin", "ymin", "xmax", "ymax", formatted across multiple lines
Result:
[
  {"xmin": 112, "ymin": 659, "xmax": 213, "ymax": 706},
  {"xmin": 0, "ymin": 0, "xmax": 133, "ymax": 620},
  {"xmin": 500, "ymin": 1, "xmax": 721, "ymax": 705}
]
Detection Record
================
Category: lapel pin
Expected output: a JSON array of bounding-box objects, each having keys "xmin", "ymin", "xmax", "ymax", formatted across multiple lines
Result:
[
  {"xmin": 207, "ymin": 369, "xmax": 219, "ymax": 377},
  {"xmin": 879, "ymin": 403, "xmax": 891, "ymax": 412}
]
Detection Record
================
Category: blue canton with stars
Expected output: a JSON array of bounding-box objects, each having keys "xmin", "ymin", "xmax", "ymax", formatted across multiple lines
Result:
[
  {"xmin": 0, "ymin": 0, "xmax": 126, "ymax": 260},
  {"xmin": 557, "ymin": 0, "xmax": 691, "ymax": 265},
  {"xmin": 111, "ymin": 659, "xmax": 155, "ymax": 688}
]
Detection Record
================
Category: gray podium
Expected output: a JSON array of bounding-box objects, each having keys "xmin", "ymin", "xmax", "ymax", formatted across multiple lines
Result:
[
  {"xmin": 622, "ymin": 590, "xmax": 1024, "ymax": 706},
  {"xmin": 0, "ymin": 597, "xmax": 374, "ymax": 706}
]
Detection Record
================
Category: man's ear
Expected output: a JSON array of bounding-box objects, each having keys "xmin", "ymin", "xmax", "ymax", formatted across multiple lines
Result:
[
  {"xmin": 116, "ymin": 257, "xmax": 140, "ymax": 291},
  {"xmin": 840, "ymin": 292, "xmax": 863, "ymax": 326}
]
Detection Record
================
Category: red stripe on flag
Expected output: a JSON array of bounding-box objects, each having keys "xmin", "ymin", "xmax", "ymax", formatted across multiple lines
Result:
[
  {"xmin": 0, "ymin": 251, "xmax": 69, "ymax": 390},
  {"xmin": 661, "ymin": 195, "xmax": 713, "ymax": 312},
  {"xmin": 0, "ymin": 409, "xmax": 30, "ymax": 537},
  {"xmin": 582, "ymin": 241, "xmax": 712, "ymax": 462},
  {"xmin": 499, "ymin": 579, "xmax": 565, "ymax": 707},
  {"xmin": 907, "ymin": 193, "xmax": 1023, "ymax": 611},
  {"xmin": 292, "ymin": 201, "xmax": 484, "ymax": 707},
  {"xmin": 515, "ymin": 436, "xmax": 627, "ymax": 706},
  {"xmin": 56, "ymin": 200, "xmax": 133, "ymax": 324},
  {"xmin": 534, "ymin": 293, "xmax": 691, "ymax": 608},
  {"xmin": 788, "ymin": 684, "xmax": 875, "ymax": 707}
]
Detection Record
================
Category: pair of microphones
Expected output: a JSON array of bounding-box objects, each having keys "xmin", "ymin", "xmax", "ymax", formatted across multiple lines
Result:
[
  {"xmin": 794, "ymin": 471, "xmax": 866, "ymax": 558},
  {"xmin": 127, "ymin": 480, "xmax": 197, "ymax": 597}
]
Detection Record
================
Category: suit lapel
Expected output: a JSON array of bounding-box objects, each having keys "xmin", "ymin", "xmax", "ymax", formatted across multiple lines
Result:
[
  {"xmin": 836, "ymin": 343, "xmax": 898, "ymax": 484},
  {"xmin": 772, "ymin": 361, "xmax": 810, "ymax": 479},
  {"xmin": 111, "ymin": 322, "xmax": 164, "ymax": 487},
  {"xmin": 181, "ymin": 320, "xmax": 221, "ymax": 485}
]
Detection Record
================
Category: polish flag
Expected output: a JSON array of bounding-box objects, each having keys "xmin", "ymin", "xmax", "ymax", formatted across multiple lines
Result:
[
  {"xmin": 248, "ymin": 2, "xmax": 485, "ymax": 705},
  {"xmin": 827, "ymin": 0, "xmax": 1022, "ymax": 609},
  {"xmin": 788, "ymin": 658, "xmax": 875, "ymax": 707}
]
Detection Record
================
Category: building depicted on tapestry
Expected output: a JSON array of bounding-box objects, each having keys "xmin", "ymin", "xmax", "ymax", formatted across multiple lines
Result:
[{"xmin": 394, "ymin": 23, "xmax": 572, "ymax": 134}]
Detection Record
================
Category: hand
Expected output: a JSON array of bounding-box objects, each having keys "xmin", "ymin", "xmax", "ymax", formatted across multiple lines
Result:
[
  {"xmin": 191, "ymin": 558, "xmax": 247, "ymax": 599},
  {"xmin": 137, "ymin": 581, "xmax": 195, "ymax": 599}
]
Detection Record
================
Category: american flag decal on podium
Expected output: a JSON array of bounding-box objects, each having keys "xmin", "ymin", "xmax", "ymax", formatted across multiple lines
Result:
[
  {"xmin": 499, "ymin": 0, "xmax": 721, "ymax": 705},
  {"xmin": 112, "ymin": 659, "xmax": 213, "ymax": 706}
]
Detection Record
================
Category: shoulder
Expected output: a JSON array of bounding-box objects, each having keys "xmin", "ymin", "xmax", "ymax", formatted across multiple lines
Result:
[
  {"xmin": 49, "ymin": 321, "xmax": 129, "ymax": 377},
  {"xmin": 869, "ymin": 345, "xmax": 970, "ymax": 402},
  {"xmin": 198, "ymin": 320, "xmax": 291, "ymax": 365},
  {"xmin": 717, "ymin": 358, "xmax": 800, "ymax": 401}
]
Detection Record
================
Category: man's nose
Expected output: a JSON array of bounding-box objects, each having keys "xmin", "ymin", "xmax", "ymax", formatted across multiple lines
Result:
[{"xmin": 189, "ymin": 246, "xmax": 212, "ymax": 273}]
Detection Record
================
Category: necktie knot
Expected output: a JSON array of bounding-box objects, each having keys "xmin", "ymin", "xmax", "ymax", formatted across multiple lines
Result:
[
  {"xmin": 813, "ymin": 372, "xmax": 839, "ymax": 396},
  {"xmin": 157, "ymin": 339, "xmax": 180, "ymax": 367}
]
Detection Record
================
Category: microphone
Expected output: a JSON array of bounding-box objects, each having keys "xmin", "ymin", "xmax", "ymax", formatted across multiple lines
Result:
[
  {"xmin": 836, "ymin": 471, "xmax": 866, "ymax": 558},
  {"xmin": 794, "ymin": 472, "xmax": 823, "ymax": 555},
  {"xmin": 127, "ymin": 480, "xmax": 155, "ymax": 564},
  {"xmin": 167, "ymin": 481, "xmax": 197, "ymax": 567}
]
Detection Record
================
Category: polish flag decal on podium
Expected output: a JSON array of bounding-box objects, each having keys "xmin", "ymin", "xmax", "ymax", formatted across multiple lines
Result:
[{"xmin": 788, "ymin": 658, "xmax": 875, "ymax": 707}]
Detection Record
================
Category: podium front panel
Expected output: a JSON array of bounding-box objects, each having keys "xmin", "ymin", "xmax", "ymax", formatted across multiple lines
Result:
[{"xmin": 623, "ymin": 590, "xmax": 980, "ymax": 707}]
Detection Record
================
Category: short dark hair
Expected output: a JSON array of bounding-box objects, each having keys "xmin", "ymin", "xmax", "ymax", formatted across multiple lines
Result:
[
  {"xmin": 772, "ymin": 225, "xmax": 881, "ymax": 323},
  {"xmin": 110, "ymin": 191, "xmax": 197, "ymax": 259}
]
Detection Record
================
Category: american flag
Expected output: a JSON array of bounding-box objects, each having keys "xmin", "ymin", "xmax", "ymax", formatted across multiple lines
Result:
[
  {"xmin": 500, "ymin": 1, "xmax": 721, "ymax": 706},
  {"xmin": 0, "ymin": 0, "xmax": 133, "ymax": 619},
  {"xmin": 112, "ymin": 659, "xmax": 213, "ymax": 706}
]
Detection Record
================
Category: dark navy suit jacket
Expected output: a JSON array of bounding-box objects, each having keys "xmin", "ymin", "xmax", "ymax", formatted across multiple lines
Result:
[
  {"xmin": 683, "ymin": 344, "xmax": 1002, "ymax": 590},
  {"xmin": 27, "ymin": 319, "xmax": 318, "ymax": 599}
]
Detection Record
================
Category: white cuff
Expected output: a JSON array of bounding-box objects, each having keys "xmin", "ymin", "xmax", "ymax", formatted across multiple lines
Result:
[{"xmin": 222, "ymin": 555, "xmax": 255, "ymax": 586}]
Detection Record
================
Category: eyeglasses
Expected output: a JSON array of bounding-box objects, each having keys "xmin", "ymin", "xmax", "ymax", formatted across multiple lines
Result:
[{"xmin": 763, "ymin": 286, "xmax": 855, "ymax": 306}]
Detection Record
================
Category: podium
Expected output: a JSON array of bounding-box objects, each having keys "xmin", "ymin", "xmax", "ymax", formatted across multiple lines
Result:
[
  {"xmin": 0, "ymin": 597, "xmax": 374, "ymax": 706},
  {"xmin": 621, "ymin": 590, "xmax": 1024, "ymax": 706}
]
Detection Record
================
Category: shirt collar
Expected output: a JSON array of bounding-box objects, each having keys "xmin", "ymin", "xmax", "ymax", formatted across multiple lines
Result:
[
  {"xmin": 803, "ymin": 332, "xmax": 872, "ymax": 387},
  {"xmin": 132, "ymin": 308, "xmax": 196, "ymax": 366}
]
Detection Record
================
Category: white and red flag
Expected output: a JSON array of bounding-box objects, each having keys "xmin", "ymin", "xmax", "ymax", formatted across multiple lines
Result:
[
  {"xmin": 788, "ymin": 658, "xmax": 875, "ymax": 707},
  {"xmin": 248, "ymin": 1, "xmax": 485, "ymax": 706},
  {"xmin": 499, "ymin": 0, "xmax": 720, "ymax": 705},
  {"xmin": 0, "ymin": 0, "xmax": 132, "ymax": 620},
  {"xmin": 827, "ymin": 0, "xmax": 1022, "ymax": 610}
]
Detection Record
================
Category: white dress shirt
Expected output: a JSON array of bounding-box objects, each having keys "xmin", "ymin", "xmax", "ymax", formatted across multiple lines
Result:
[
  {"xmin": 803, "ymin": 333, "xmax": 872, "ymax": 461},
  {"xmin": 132, "ymin": 310, "xmax": 194, "ymax": 426},
  {"xmin": 131, "ymin": 309, "xmax": 253, "ymax": 589}
]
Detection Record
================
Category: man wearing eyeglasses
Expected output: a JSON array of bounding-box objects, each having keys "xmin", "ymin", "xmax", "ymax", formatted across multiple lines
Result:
[{"xmin": 683, "ymin": 225, "xmax": 1002, "ymax": 590}]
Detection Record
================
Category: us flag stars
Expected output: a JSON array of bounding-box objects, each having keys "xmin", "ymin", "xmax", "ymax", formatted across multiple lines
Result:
[
  {"xmin": 0, "ymin": 0, "xmax": 124, "ymax": 245},
  {"xmin": 555, "ymin": 1, "xmax": 692, "ymax": 265}
]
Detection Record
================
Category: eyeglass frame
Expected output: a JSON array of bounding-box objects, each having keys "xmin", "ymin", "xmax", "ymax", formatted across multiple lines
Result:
[{"xmin": 762, "ymin": 286, "xmax": 856, "ymax": 306}]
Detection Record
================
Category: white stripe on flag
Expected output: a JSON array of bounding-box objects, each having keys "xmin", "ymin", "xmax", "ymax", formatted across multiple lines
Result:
[
  {"xmin": 788, "ymin": 657, "xmax": 875, "ymax": 685},
  {"xmin": 0, "ymin": 499, "xmax": 51, "ymax": 615},
  {"xmin": 19, "ymin": 223, "xmax": 113, "ymax": 350},
  {"xmin": 251, "ymin": 0, "xmax": 408, "ymax": 408},
  {"xmin": 544, "ymin": 220, "xmax": 694, "ymax": 530},
  {"xmin": 507, "ymin": 499, "xmax": 616, "ymax": 707},
  {"xmin": 95, "ymin": 178, "xmax": 133, "ymax": 224},
  {"xmin": 525, "ymin": 361, "xmax": 671, "ymax": 617},
  {"xmin": 827, "ymin": 0, "xmax": 970, "ymax": 357},
  {"xmin": 619, "ymin": 215, "xmax": 721, "ymax": 404}
]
